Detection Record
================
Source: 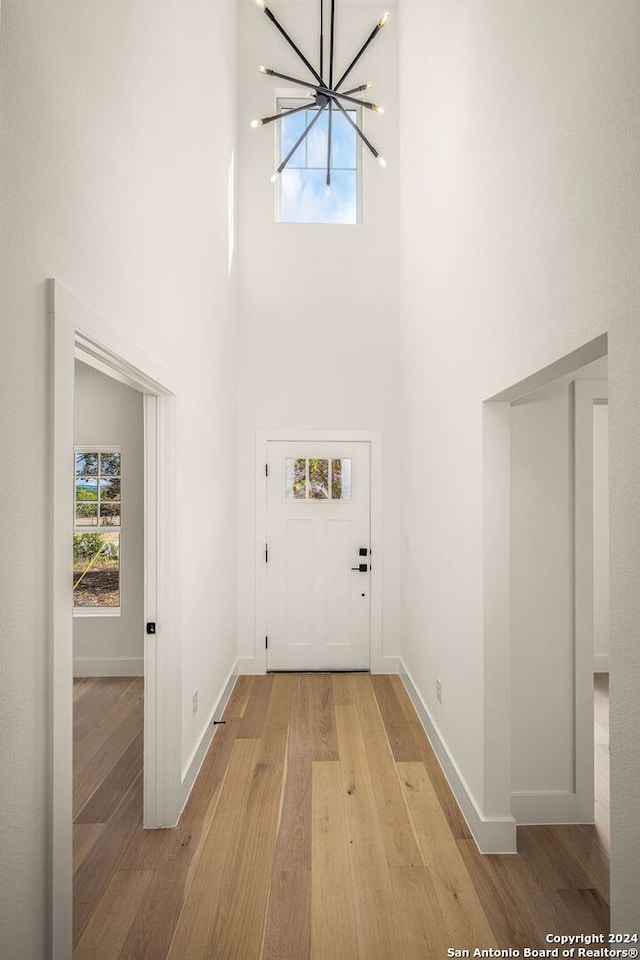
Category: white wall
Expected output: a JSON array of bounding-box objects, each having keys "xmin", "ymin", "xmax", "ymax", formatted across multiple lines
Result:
[
  {"xmin": 73, "ymin": 360, "xmax": 144, "ymax": 676},
  {"xmin": 398, "ymin": 0, "xmax": 640, "ymax": 927},
  {"xmin": 0, "ymin": 1, "xmax": 238, "ymax": 956},
  {"xmin": 593, "ymin": 401, "xmax": 610, "ymax": 671},
  {"xmin": 236, "ymin": 0, "xmax": 402, "ymax": 670}
]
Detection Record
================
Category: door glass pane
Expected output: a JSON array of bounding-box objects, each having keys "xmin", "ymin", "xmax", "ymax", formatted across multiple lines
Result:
[
  {"xmin": 75, "ymin": 452, "xmax": 98, "ymax": 476},
  {"xmin": 100, "ymin": 477, "xmax": 121, "ymax": 500},
  {"xmin": 286, "ymin": 458, "xmax": 307, "ymax": 499},
  {"xmin": 76, "ymin": 477, "xmax": 98, "ymax": 500},
  {"xmin": 331, "ymin": 458, "xmax": 352, "ymax": 500},
  {"xmin": 73, "ymin": 533, "xmax": 120, "ymax": 607},
  {"xmin": 76, "ymin": 502, "xmax": 98, "ymax": 526},
  {"xmin": 99, "ymin": 502, "xmax": 121, "ymax": 526},
  {"xmin": 309, "ymin": 459, "xmax": 329, "ymax": 499},
  {"xmin": 100, "ymin": 452, "xmax": 121, "ymax": 476}
]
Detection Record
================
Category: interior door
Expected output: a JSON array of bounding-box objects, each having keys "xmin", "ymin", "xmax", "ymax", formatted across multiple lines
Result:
[{"xmin": 266, "ymin": 441, "xmax": 371, "ymax": 670}]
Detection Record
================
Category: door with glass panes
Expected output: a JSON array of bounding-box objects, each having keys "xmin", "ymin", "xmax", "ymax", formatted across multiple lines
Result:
[{"xmin": 266, "ymin": 442, "xmax": 371, "ymax": 671}]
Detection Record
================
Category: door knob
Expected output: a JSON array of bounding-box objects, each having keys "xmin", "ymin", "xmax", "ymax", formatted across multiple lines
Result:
[{"xmin": 351, "ymin": 563, "xmax": 368, "ymax": 572}]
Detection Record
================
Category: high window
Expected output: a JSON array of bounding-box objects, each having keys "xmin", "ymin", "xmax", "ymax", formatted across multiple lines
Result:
[
  {"xmin": 276, "ymin": 98, "xmax": 361, "ymax": 224},
  {"xmin": 73, "ymin": 450, "xmax": 121, "ymax": 612}
]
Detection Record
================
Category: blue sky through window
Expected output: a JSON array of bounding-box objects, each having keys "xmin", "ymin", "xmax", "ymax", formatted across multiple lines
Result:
[{"xmin": 278, "ymin": 101, "xmax": 359, "ymax": 224}]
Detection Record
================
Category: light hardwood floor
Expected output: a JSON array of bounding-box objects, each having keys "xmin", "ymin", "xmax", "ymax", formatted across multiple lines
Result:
[
  {"xmin": 73, "ymin": 673, "xmax": 610, "ymax": 959},
  {"xmin": 594, "ymin": 673, "xmax": 610, "ymax": 851}
]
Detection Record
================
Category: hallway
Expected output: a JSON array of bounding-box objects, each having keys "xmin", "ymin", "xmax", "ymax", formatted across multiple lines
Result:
[{"xmin": 74, "ymin": 673, "xmax": 609, "ymax": 959}]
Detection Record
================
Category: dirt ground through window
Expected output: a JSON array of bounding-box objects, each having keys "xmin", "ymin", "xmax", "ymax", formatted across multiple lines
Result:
[{"xmin": 73, "ymin": 568, "xmax": 120, "ymax": 607}]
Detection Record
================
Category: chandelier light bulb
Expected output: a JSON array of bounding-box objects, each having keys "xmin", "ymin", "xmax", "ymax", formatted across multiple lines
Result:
[
  {"xmin": 258, "ymin": 65, "xmax": 268, "ymax": 74},
  {"xmin": 250, "ymin": 119, "xmax": 263, "ymax": 128},
  {"xmin": 377, "ymin": 156, "xmax": 387, "ymax": 168},
  {"xmin": 378, "ymin": 12, "xmax": 390, "ymax": 27},
  {"xmin": 270, "ymin": 172, "xmax": 280, "ymax": 182},
  {"xmin": 365, "ymin": 82, "xmax": 374, "ymax": 89},
  {"xmin": 255, "ymin": 0, "xmax": 267, "ymax": 8},
  {"xmin": 373, "ymin": 104, "xmax": 384, "ymax": 114}
]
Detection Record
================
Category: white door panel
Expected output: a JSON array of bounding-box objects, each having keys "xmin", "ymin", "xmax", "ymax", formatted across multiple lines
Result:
[{"xmin": 266, "ymin": 441, "xmax": 370, "ymax": 671}]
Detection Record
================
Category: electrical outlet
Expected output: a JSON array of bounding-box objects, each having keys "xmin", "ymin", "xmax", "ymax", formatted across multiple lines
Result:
[
  {"xmin": 435, "ymin": 677, "xmax": 442, "ymax": 704},
  {"xmin": 192, "ymin": 689, "xmax": 198, "ymax": 716}
]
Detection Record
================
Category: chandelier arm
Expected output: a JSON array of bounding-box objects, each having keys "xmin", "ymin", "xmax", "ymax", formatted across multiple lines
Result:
[
  {"xmin": 320, "ymin": 0, "xmax": 324, "ymax": 80},
  {"xmin": 276, "ymin": 103, "xmax": 328, "ymax": 175},
  {"xmin": 332, "ymin": 97, "xmax": 380, "ymax": 159},
  {"xmin": 261, "ymin": 67, "xmax": 319, "ymax": 93},
  {"xmin": 255, "ymin": 100, "xmax": 318, "ymax": 127},
  {"xmin": 342, "ymin": 83, "xmax": 372, "ymax": 96},
  {"xmin": 329, "ymin": 0, "xmax": 336, "ymax": 88},
  {"xmin": 326, "ymin": 101, "xmax": 333, "ymax": 186},
  {"xmin": 334, "ymin": 22, "xmax": 381, "ymax": 91},
  {"xmin": 262, "ymin": 6, "xmax": 323, "ymax": 85}
]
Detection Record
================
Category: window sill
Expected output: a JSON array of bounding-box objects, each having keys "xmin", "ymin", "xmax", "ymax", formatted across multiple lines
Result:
[{"xmin": 73, "ymin": 607, "xmax": 121, "ymax": 618}]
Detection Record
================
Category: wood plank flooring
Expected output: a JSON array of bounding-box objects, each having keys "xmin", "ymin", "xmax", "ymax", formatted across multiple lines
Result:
[
  {"xmin": 74, "ymin": 674, "xmax": 610, "ymax": 959},
  {"xmin": 594, "ymin": 673, "xmax": 610, "ymax": 851}
]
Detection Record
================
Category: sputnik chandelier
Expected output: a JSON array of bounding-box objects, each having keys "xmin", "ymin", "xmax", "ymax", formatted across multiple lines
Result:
[{"xmin": 251, "ymin": 0, "xmax": 389, "ymax": 184}]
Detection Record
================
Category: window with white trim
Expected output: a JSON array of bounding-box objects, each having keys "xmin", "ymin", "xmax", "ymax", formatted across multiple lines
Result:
[
  {"xmin": 73, "ymin": 450, "xmax": 121, "ymax": 611},
  {"xmin": 276, "ymin": 97, "xmax": 361, "ymax": 224}
]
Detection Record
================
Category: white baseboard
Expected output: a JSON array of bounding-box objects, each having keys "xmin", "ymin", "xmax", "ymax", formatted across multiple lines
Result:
[
  {"xmin": 399, "ymin": 659, "xmax": 517, "ymax": 854},
  {"xmin": 73, "ymin": 657, "xmax": 143, "ymax": 677},
  {"xmin": 510, "ymin": 790, "xmax": 593, "ymax": 825},
  {"xmin": 594, "ymin": 654, "xmax": 610, "ymax": 673},
  {"xmin": 179, "ymin": 662, "xmax": 239, "ymax": 810}
]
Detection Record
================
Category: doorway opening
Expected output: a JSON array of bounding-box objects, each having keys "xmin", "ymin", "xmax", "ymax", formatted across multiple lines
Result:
[
  {"xmin": 482, "ymin": 333, "xmax": 609, "ymax": 855},
  {"xmin": 509, "ymin": 357, "xmax": 608, "ymax": 826},
  {"xmin": 51, "ymin": 281, "xmax": 180, "ymax": 959},
  {"xmin": 71, "ymin": 361, "xmax": 146, "ymax": 945}
]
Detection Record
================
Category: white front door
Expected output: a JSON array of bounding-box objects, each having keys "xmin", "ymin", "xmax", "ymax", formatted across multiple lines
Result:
[{"xmin": 266, "ymin": 441, "xmax": 371, "ymax": 671}]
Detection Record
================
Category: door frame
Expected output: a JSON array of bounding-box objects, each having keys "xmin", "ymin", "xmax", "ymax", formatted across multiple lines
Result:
[
  {"xmin": 50, "ymin": 281, "xmax": 180, "ymax": 958},
  {"xmin": 253, "ymin": 430, "xmax": 383, "ymax": 674},
  {"xmin": 574, "ymin": 379, "xmax": 609, "ymax": 820},
  {"xmin": 482, "ymin": 334, "xmax": 607, "ymax": 847}
]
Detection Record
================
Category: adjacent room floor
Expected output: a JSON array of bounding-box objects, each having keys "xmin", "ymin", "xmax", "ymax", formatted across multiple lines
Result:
[
  {"xmin": 594, "ymin": 672, "xmax": 610, "ymax": 851},
  {"xmin": 73, "ymin": 673, "xmax": 610, "ymax": 959}
]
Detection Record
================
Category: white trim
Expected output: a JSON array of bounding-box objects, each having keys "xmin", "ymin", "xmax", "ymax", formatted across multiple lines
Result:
[
  {"xmin": 179, "ymin": 663, "xmax": 239, "ymax": 807},
  {"xmin": 250, "ymin": 430, "xmax": 383, "ymax": 676},
  {"xmin": 73, "ymin": 607, "xmax": 121, "ymax": 618},
  {"xmin": 594, "ymin": 655, "xmax": 610, "ymax": 673},
  {"xmin": 486, "ymin": 334, "xmax": 608, "ymax": 404},
  {"xmin": 481, "ymin": 338, "xmax": 608, "ymax": 834},
  {"xmin": 574, "ymin": 379, "xmax": 608, "ymax": 822},
  {"xmin": 50, "ymin": 280, "xmax": 180, "ymax": 960},
  {"xmin": 73, "ymin": 657, "xmax": 144, "ymax": 677},
  {"xmin": 482, "ymin": 400, "xmax": 513, "ymax": 820},
  {"xmin": 399, "ymin": 660, "xmax": 517, "ymax": 854},
  {"xmin": 375, "ymin": 655, "xmax": 401, "ymax": 675},
  {"xmin": 510, "ymin": 791, "xmax": 584, "ymax": 824},
  {"xmin": 237, "ymin": 656, "xmax": 268, "ymax": 676}
]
